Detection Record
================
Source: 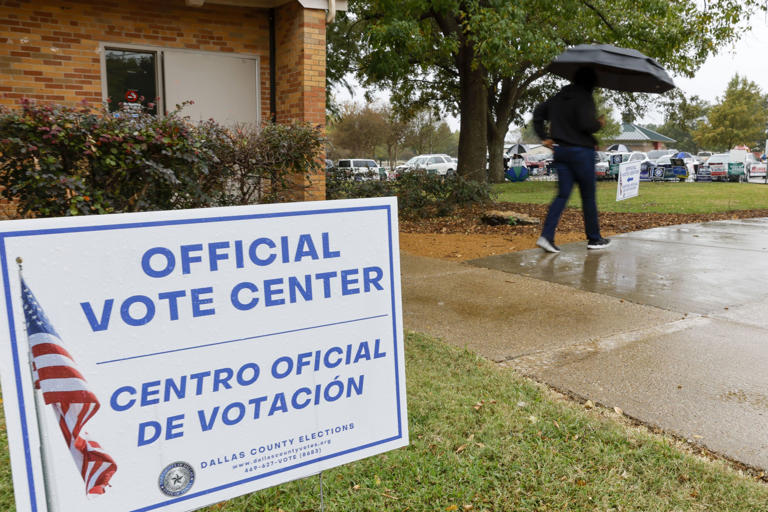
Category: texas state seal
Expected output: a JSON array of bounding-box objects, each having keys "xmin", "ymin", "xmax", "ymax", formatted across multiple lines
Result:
[{"xmin": 158, "ymin": 461, "xmax": 195, "ymax": 497}]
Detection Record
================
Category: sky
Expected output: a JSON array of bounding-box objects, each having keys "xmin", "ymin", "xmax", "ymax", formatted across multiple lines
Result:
[
  {"xmin": 333, "ymin": 10, "xmax": 768, "ymax": 134},
  {"xmin": 641, "ymin": 12, "xmax": 768, "ymax": 125}
]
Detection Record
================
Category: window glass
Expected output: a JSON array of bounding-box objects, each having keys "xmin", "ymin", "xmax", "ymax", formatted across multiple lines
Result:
[
  {"xmin": 105, "ymin": 49, "xmax": 158, "ymax": 115},
  {"xmin": 337, "ymin": 160, "xmax": 351, "ymax": 168},
  {"xmin": 428, "ymin": 157, "xmax": 441, "ymax": 164}
]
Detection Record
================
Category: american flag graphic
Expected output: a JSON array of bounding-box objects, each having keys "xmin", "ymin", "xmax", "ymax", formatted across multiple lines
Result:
[{"xmin": 21, "ymin": 278, "xmax": 117, "ymax": 495}]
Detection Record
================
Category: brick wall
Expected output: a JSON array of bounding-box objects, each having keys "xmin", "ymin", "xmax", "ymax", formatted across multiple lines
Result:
[
  {"xmin": 0, "ymin": 0, "xmax": 328, "ymax": 202},
  {"xmin": 0, "ymin": 0, "xmax": 272, "ymax": 116},
  {"xmin": 276, "ymin": 3, "xmax": 326, "ymax": 201}
]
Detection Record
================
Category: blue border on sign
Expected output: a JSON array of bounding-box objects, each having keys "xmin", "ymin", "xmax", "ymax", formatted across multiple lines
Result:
[{"xmin": 0, "ymin": 204, "xmax": 403, "ymax": 512}]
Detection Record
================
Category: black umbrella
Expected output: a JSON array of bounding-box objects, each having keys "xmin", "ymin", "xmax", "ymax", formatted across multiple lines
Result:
[{"xmin": 546, "ymin": 44, "xmax": 675, "ymax": 94}]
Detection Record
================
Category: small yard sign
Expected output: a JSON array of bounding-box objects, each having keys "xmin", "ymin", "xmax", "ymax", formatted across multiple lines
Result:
[{"xmin": 617, "ymin": 161, "xmax": 641, "ymax": 201}]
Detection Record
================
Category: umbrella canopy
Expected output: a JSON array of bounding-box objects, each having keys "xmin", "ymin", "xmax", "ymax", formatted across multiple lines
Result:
[
  {"xmin": 546, "ymin": 44, "xmax": 675, "ymax": 94},
  {"xmin": 505, "ymin": 143, "xmax": 527, "ymax": 155}
]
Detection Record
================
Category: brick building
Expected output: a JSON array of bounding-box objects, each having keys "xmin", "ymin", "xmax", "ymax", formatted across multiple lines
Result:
[{"xmin": 0, "ymin": 0, "xmax": 344, "ymax": 200}]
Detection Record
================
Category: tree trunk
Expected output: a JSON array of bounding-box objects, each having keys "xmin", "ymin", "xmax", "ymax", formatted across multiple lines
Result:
[
  {"xmin": 456, "ymin": 49, "xmax": 488, "ymax": 182},
  {"xmin": 486, "ymin": 77, "xmax": 517, "ymax": 183},
  {"xmin": 487, "ymin": 128, "xmax": 506, "ymax": 183}
]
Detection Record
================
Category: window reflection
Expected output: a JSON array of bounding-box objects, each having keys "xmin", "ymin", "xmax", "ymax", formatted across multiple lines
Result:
[{"xmin": 105, "ymin": 49, "xmax": 158, "ymax": 115}]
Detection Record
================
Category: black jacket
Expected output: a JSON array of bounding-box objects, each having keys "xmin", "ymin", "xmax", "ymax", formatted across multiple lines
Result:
[{"xmin": 532, "ymin": 84, "xmax": 601, "ymax": 148}]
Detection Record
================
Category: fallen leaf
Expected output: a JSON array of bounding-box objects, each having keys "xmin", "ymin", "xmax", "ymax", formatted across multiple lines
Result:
[
  {"xmin": 585, "ymin": 400, "xmax": 594, "ymax": 409},
  {"xmin": 352, "ymin": 484, "xmax": 360, "ymax": 491},
  {"xmin": 374, "ymin": 475, "xmax": 381, "ymax": 486},
  {"xmin": 463, "ymin": 505, "xmax": 474, "ymax": 511},
  {"xmin": 693, "ymin": 434, "xmax": 703, "ymax": 439},
  {"xmin": 467, "ymin": 434, "xmax": 475, "ymax": 442},
  {"xmin": 553, "ymin": 420, "xmax": 560, "ymax": 429},
  {"xmin": 575, "ymin": 479, "xmax": 587, "ymax": 486},
  {"xmin": 455, "ymin": 444, "xmax": 467, "ymax": 454},
  {"xmin": 446, "ymin": 505, "xmax": 458, "ymax": 511},
  {"xmin": 528, "ymin": 415, "xmax": 538, "ymax": 424},
  {"xmin": 614, "ymin": 407, "xmax": 623, "ymax": 416}
]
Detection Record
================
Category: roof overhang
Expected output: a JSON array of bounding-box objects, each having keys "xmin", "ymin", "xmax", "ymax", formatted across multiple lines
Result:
[{"xmin": 184, "ymin": 0, "xmax": 348, "ymax": 15}]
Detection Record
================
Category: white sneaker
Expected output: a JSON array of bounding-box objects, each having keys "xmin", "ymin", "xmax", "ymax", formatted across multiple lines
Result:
[{"xmin": 536, "ymin": 236, "xmax": 560, "ymax": 253}]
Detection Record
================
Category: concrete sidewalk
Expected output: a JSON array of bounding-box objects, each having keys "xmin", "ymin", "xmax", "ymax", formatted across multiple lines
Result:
[{"xmin": 402, "ymin": 218, "xmax": 768, "ymax": 471}]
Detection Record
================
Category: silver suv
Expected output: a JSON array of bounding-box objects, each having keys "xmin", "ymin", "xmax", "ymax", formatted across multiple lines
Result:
[{"xmin": 412, "ymin": 154, "xmax": 456, "ymax": 176}]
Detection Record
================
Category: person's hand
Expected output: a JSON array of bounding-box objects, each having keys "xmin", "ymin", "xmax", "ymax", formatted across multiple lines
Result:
[
  {"xmin": 598, "ymin": 115, "xmax": 606, "ymax": 128},
  {"xmin": 542, "ymin": 139, "xmax": 554, "ymax": 149}
]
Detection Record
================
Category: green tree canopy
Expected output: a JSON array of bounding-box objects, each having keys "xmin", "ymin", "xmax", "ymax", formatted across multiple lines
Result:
[
  {"xmin": 328, "ymin": 102, "xmax": 459, "ymax": 166},
  {"xmin": 649, "ymin": 92, "xmax": 710, "ymax": 153},
  {"xmin": 327, "ymin": 102, "xmax": 388, "ymax": 159},
  {"xmin": 693, "ymin": 75, "xmax": 767, "ymax": 152},
  {"xmin": 336, "ymin": 0, "xmax": 763, "ymax": 182}
]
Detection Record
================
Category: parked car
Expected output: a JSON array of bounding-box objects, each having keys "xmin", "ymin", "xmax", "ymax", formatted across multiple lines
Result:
[
  {"xmin": 335, "ymin": 158, "xmax": 381, "ymax": 180},
  {"xmin": 748, "ymin": 160, "xmax": 767, "ymax": 179},
  {"xmin": 723, "ymin": 149, "xmax": 755, "ymax": 182},
  {"xmin": 395, "ymin": 156, "xmax": 421, "ymax": 173},
  {"xmin": 647, "ymin": 149, "xmax": 675, "ymax": 161},
  {"xmin": 412, "ymin": 154, "xmax": 456, "ymax": 176},
  {"xmin": 605, "ymin": 151, "xmax": 650, "ymax": 180},
  {"xmin": 701, "ymin": 153, "xmax": 729, "ymax": 181},
  {"xmin": 695, "ymin": 151, "xmax": 713, "ymax": 164},
  {"xmin": 652, "ymin": 155, "xmax": 690, "ymax": 181},
  {"xmin": 744, "ymin": 152, "xmax": 760, "ymax": 175},
  {"xmin": 595, "ymin": 152, "xmax": 609, "ymax": 179},
  {"xmin": 523, "ymin": 153, "xmax": 551, "ymax": 175}
]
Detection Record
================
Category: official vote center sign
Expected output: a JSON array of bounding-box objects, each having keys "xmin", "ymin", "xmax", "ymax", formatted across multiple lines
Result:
[{"xmin": 0, "ymin": 198, "xmax": 408, "ymax": 512}]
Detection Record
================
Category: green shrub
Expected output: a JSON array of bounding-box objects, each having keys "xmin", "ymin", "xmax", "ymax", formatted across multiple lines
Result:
[
  {"xmin": 0, "ymin": 100, "xmax": 324, "ymax": 217},
  {"xmin": 327, "ymin": 170, "xmax": 493, "ymax": 218}
]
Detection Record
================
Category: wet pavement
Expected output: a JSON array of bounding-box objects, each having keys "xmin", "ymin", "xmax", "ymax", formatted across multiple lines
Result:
[
  {"xmin": 472, "ymin": 219, "xmax": 768, "ymax": 315},
  {"xmin": 402, "ymin": 218, "xmax": 768, "ymax": 470}
]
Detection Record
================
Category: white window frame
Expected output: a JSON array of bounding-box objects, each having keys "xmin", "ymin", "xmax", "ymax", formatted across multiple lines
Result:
[{"xmin": 99, "ymin": 42, "xmax": 261, "ymax": 121}]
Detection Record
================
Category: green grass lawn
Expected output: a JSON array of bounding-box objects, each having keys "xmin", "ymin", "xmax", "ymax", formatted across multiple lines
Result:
[
  {"xmin": 493, "ymin": 181, "xmax": 768, "ymax": 214},
  {"xmin": 2, "ymin": 333, "xmax": 767, "ymax": 511}
]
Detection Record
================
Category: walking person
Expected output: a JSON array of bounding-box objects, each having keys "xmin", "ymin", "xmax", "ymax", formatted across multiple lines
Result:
[{"xmin": 532, "ymin": 67, "xmax": 611, "ymax": 253}]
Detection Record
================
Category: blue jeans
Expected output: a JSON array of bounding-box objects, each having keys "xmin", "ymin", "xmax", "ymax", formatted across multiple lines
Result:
[{"xmin": 541, "ymin": 146, "xmax": 601, "ymax": 242}]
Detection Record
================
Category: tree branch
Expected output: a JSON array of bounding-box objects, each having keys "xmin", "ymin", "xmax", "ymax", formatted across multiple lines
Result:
[{"xmin": 580, "ymin": 0, "xmax": 620, "ymax": 36}]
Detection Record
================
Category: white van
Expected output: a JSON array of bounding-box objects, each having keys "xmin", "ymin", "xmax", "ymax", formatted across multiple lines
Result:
[{"xmin": 335, "ymin": 159, "xmax": 382, "ymax": 180}]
